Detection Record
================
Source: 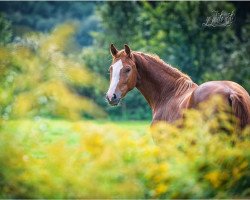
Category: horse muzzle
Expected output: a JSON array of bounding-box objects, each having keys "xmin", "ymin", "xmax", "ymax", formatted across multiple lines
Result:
[{"xmin": 106, "ymin": 93, "xmax": 121, "ymax": 106}]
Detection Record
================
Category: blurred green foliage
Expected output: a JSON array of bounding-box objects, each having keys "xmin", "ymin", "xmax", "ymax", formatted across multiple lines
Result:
[
  {"xmin": 0, "ymin": 13, "xmax": 12, "ymax": 45},
  {"xmin": 0, "ymin": 2, "xmax": 99, "ymax": 46}
]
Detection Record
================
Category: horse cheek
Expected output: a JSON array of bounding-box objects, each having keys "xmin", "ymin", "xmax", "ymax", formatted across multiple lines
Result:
[
  {"xmin": 126, "ymin": 77, "xmax": 133, "ymax": 91},
  {"xmin": 131, "ymin": 72, "xmax": 137, "ymax": 88}
]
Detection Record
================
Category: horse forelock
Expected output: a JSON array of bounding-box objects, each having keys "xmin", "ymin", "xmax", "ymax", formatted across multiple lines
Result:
[{"xmin": 113, "ymin": 50, "xmax": 127, "ymax": 60}]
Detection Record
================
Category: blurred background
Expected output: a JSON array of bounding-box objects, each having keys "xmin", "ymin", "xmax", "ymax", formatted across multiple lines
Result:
[{"xmin": 0, "ymin": 1, "xmax": 249, "ymax": 121}]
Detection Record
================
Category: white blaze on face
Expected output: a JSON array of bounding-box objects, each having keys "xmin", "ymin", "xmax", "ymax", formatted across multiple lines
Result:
[{"xmin": 107, "ymin": 59, "xmax": 123, "ymax": 101}]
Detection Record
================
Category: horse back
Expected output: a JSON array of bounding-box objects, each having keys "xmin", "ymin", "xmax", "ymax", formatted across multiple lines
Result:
[{"xmin": 189, "ymin": 81, "xmax": 250, "ymax": 128}]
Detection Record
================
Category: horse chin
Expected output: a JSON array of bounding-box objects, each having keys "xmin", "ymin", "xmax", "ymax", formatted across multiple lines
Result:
[{"xmin": 109, "ymin": 99, "xmax": 121, "ymax": 106}]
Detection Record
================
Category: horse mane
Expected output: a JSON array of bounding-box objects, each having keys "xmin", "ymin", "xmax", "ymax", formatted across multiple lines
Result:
[{"xmin": 134, "ymin": 51, "xmax": 195, "ymax": 96}]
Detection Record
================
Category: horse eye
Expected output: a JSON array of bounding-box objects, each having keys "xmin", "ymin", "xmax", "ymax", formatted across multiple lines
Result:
[{"xmin": 125, "ymin": 68, "xmax": 131, "ymax": 73}]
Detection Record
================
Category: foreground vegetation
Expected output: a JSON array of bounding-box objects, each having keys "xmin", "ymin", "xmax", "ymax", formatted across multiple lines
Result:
[{"xmin": 1, "ymin": 108, "xmax": 249, "ymax": 198}]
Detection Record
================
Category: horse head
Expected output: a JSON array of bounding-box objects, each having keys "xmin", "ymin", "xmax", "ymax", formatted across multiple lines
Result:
[{"xmin": 106, "ymin": 44, "xmax": 138, "ymax": 106}]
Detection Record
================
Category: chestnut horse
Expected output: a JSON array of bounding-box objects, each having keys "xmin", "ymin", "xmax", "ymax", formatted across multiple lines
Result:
[{"xmin": 106, "ymin": 44, "xmax": 250, "ymax": 129}]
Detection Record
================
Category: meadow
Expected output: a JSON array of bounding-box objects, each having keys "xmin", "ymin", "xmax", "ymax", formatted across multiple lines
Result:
[{"xmin": 1, "ymin": 108, "xmax": 250, "ymax": 198}]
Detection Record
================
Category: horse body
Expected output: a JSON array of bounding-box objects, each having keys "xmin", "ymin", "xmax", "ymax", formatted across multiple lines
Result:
[
  {"xmin": 189, "ymin": 81, "xmax": 250, "ymax": 127},
  {"xmin": 106, "ymin": 44, "xmax": 250, "ymax": 129}
]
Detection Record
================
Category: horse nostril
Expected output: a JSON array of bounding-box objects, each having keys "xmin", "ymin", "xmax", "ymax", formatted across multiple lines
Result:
[{"xmin": 113, "ymin": 93, "xmax": 117, "ymax": 100}]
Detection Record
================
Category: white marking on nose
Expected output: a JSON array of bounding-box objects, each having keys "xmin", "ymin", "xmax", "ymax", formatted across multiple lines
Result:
[{"xmin": 107, "ymin": 59, "xmax": 123, "ymax": 101}]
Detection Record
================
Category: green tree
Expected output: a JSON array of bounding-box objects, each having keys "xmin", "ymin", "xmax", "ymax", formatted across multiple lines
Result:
[
  {"xmin": 0, "ymin": 13, "xmax": 12, "ymax": 45},
  {"xmin": 138, "ymin": 2, "xmax": 250, "ymax": 91}
]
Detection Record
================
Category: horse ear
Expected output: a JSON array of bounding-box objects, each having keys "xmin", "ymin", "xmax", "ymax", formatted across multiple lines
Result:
[
  {"xmin": 110, "ymin": 44, "xmax": 118, "ymax": 57},
  {"xmin": 124, "ymin": 44, "xmax": 131, "ymax": 57}
]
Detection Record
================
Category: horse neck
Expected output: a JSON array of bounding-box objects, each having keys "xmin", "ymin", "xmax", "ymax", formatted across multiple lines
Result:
[{"xmin": 133, "ymin": 52, "xmax": 194, "ymax": 111}]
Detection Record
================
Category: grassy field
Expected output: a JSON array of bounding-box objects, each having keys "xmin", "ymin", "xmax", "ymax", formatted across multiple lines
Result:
[{"xmin": 1, "ymin": 119, "xmax": 150, "ymax": 142}]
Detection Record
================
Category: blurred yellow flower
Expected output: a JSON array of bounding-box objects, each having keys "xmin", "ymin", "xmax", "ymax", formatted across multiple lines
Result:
[
  {"xmin": 0, "ymin": 101, "xmax": 250, "ymax": 198},
  {"xmin": 205, "ymin": 171, "xmax": 228, "ymax": 188}
]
